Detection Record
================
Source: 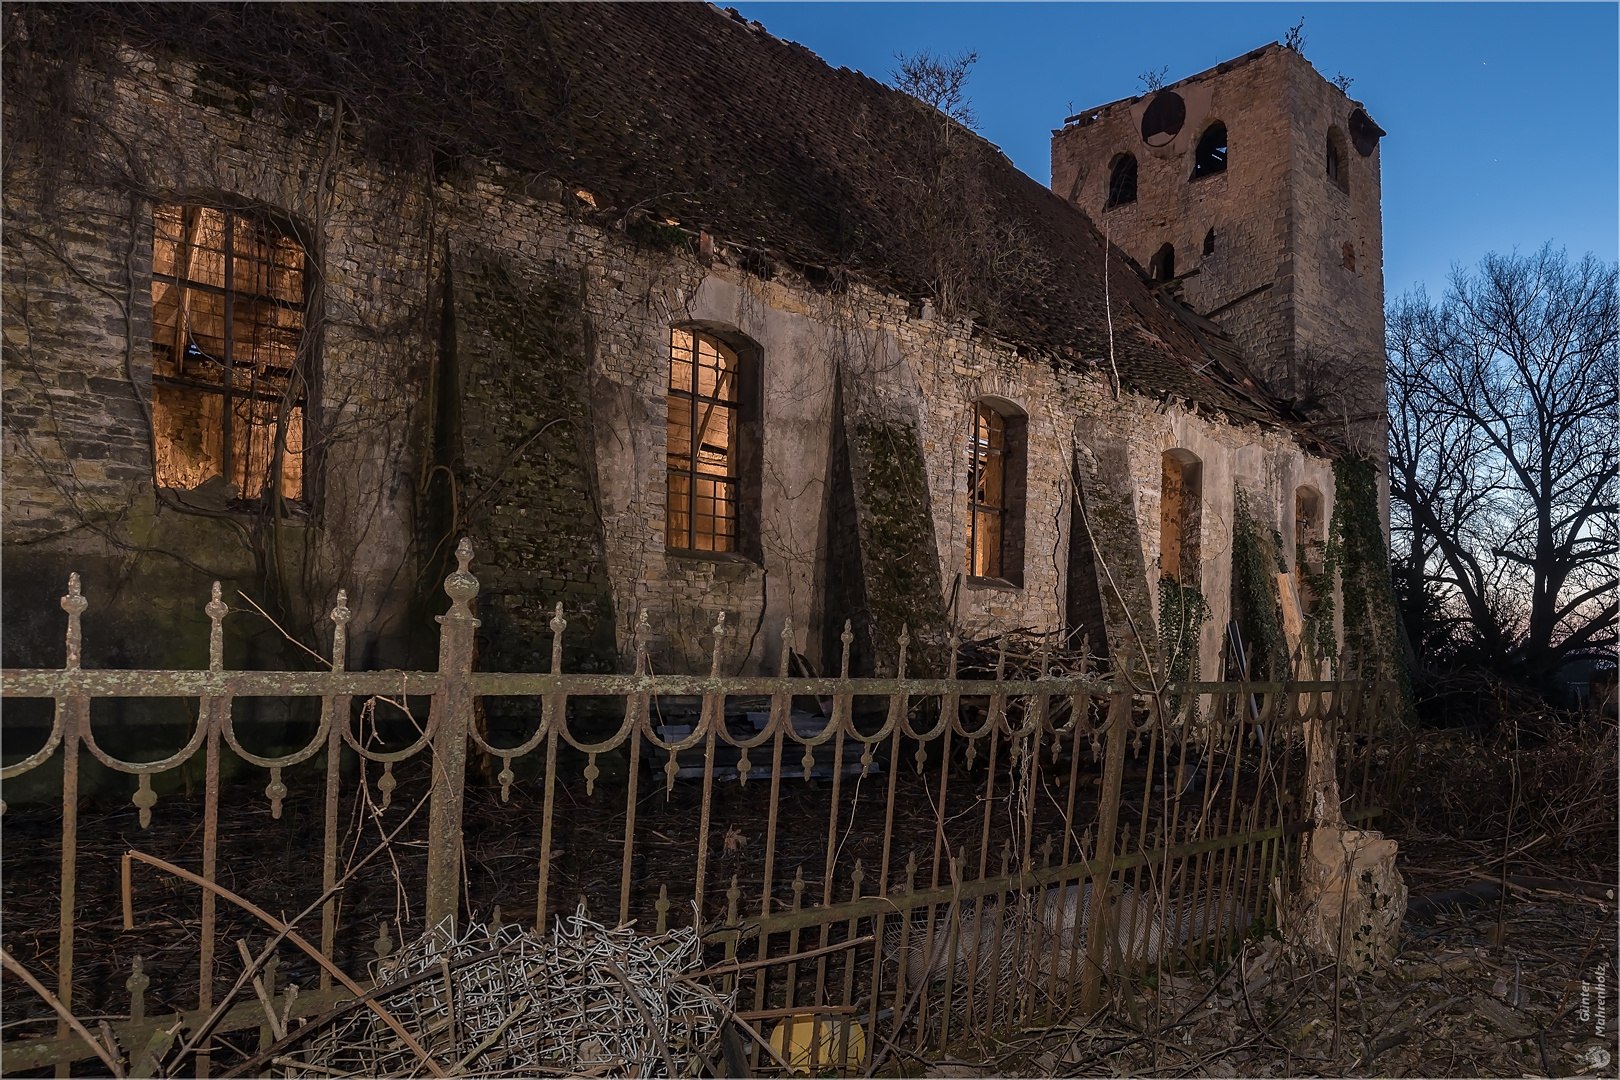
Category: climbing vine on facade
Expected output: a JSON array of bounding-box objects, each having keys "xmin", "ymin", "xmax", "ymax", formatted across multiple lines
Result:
[
  {"xmin": 1327, "ymin": 456, "xmax": 1410, "ymax": 701},
  {"xmin": 1158, "ymin": 575, "xmax": 1209, "ymax": 685}
]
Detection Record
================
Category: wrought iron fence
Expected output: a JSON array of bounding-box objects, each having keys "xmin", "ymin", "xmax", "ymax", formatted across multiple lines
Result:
[{"xmin": 0, "ymin": 539, "xmax": 1400, "ymax": 1075}]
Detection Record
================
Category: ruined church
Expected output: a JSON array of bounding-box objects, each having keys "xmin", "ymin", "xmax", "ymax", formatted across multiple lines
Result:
[{"xmin": 2, "ymin": 4, "xmax": 1389, "ymax": 693}]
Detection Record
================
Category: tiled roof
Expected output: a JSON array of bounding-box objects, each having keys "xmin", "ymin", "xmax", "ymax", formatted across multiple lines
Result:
[{"xmin": 61, "ymin": 2, "xmax": 1296, "ymax": 425}]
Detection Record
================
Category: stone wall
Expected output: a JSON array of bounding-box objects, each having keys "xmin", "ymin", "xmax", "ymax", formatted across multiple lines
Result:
[
  {"xmin": 443, "ymin": 248, "xmax": 616, "ymax": 674},
  {"xmin": 3, "ymin": 43, "xmax": 1346, "ymax": 699},
  {"xmin": 2, "ymin": 58, "xmax": 432, "ymax": 674}
]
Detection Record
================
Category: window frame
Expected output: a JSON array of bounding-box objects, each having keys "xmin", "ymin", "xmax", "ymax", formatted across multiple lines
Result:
[
  {"xmin": 964, "ymin": 399, "xmax": 1027, "ymax": 587},
  {"xmin": 149, "ymin": 202, "xmax": 315, "ymax": 509},
  {"xmin": 664, "ymin": 325, "xmax": 762, "ymax": 560}
]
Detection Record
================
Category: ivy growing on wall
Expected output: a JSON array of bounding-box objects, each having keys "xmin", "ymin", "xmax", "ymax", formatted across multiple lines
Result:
[
  {"xmin": 1327, "ymin": 456, "xmax": 1411, "ymax": 703},
  {"xmin": 1157, "ymin": 575, "xmax": 1209, "ymax": 685},
  {"xmin": 1298, "ymin": 538, "xmax": 1338, "ymax": 669}
]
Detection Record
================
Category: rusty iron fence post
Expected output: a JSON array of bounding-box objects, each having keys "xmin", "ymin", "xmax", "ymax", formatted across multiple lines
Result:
[
  {"xmin": 54, "ymin": 576, "xmax": 88, "ymax": 1080},
  {"xmin": 1079, "ymin": 689, "xmax": 1129, "ymax": 1014},
  {"xmin": 424, "ymin": 539, "xmax": 480, "ymax": 933},
  {"xmin": 318, "ymin": 591, "xmax": 352, "ymax": 992}
]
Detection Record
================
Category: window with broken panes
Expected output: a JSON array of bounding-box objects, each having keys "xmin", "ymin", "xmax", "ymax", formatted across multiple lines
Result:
[
  {"xmin": 151, "ymin": 205, "xmax": 308, "ymax": 502},
  {"xmin": 666, "ymin": 328, "xmax": 740, "ymax": 552},
  {"xmin": 965, "ymin": 402, "xmax": 1007, "ymax": 579}
]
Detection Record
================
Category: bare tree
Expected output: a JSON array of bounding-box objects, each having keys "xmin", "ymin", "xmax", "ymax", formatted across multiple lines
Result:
[
  {"xmin": 882, "ymin": 48, "xmax": 1048, "ymax": 322},
  {"xmin": 1283, "ymin": 18, "xmax": 1307, "ymax": 54},
  {"xmin": 890, "ymin": 49, "xmax": 978, "ymax": 129},
  {"xmin": 1387, "ymin": 245, "xmax": 1618, "ymax": 687}
]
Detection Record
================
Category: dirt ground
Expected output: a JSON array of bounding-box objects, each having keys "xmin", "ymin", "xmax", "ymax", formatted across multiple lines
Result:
[{"xmin": 900, "ymin": 717, "xmax": 1619, "ymax": 1079}]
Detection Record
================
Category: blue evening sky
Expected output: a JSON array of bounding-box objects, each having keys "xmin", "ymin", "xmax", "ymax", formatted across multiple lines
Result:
[{"xmin": 730, "ymin": 2, "xmax": 1619, "ymax": 302}]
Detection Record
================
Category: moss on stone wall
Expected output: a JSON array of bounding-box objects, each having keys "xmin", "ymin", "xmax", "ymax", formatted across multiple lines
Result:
[
  {"xmin": 1231, "ymin": 485, "xmax": 1287, "ymax": 679},
  {"xmin": 1070, "ymin": 438, "xmax": 1156, "ymax": 671},
  {"xmin": 446, "ymin": 250, "xmax": 617, "ymax": 675},
  {"xmin": 846, "ymin": 416, "xmax": 950, "ymax": 677}
]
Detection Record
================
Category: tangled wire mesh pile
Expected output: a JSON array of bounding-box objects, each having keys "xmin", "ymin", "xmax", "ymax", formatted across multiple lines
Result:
[{"xmin": 277, "ymin": 906, "xmax": 733, "ymax": 1078}]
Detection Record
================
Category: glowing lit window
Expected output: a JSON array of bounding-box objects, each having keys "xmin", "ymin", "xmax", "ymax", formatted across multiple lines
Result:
[
  {"xmin": 666, "ymin": 328, "xmax": 741, "ymax": 552},
  {"xmin": 150, "ymin": 205, "xmax": 308, "ymax": 502}
]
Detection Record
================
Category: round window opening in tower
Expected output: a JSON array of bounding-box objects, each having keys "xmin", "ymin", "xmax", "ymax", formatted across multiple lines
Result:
[
  {"xmin": 1348, "ymin": 108, "xmax": 1384, "ymax": 157},
  {"xmin": 1140, "ymin": 90, "xmax": 1186, "ymax": 147},
  {"xmin": 1192, "ymin": 122, "xmax": 1227, "ymax": 178}
]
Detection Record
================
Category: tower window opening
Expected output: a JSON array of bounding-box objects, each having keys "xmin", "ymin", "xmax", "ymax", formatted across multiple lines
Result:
[
  {"xmin": 1202, "ymin": 228, "xmax": 1216, "ymax": 257},
  {"xmin": 1149, "ymin": 243, "xmax": 1176, "ymax": 282},
  {"xmin": 1106, "ymin": 154, "xmax": 1138, "ymax": 208},
  {"xmin": 1326, "ymin": 127, "xmax": 1349, "ymax": 193},
  {"xmin": 1342, "ymin": 242, "xmax": 1356, "ymax": 271},
  {"xmin": 1348, "ymin": 108, "xmax": 1384, "ymax": 157},
  {"xmin": 1192, "ymin": 122, "xmax": 1227, "ymax": 178}
]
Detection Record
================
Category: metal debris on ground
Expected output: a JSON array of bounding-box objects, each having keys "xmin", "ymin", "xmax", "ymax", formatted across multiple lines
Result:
[{"xmin": 277, "ymin": 906, "xmax": 733, "ymax": 1078}]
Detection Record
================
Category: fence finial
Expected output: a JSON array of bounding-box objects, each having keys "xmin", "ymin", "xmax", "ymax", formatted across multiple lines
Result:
[
  {"xmin": 709, "ymin": 611, "xmax": 727, "ymax": 676},
  {"xmin": 442, "ymin": 537, "xmax": 480, "ymax": 621},
  {"xmin": 839, "ymin": 619, "xmax": 854, "ymax": 679},
  {"xmin": 330, "ymin": 589, "xmax": 352, "ymax": 673},
  {"xmin": 125, "ymin": 956, "xmax": 148, "ymax": 1025},
  {"xmin": 549, "ymin": 602, "xmax": 567, "ymax": 674},
  {"xmin": 61, "ymin": 573, "xmax": 88, "ymax": 671},
  {"xmin": 634, "ymin": 610, "xmax": 650, "ymax": 675},
  {"xmin": 897, "ymin": 623, "xmax": 910, "ymax": 680},
  {"xmin": 778, "ymin": 618, "xmax": 795, "ymax": 677},
  {"xmin": 207, "ymin": 582, "xmax": 228, "ymax": 673}
]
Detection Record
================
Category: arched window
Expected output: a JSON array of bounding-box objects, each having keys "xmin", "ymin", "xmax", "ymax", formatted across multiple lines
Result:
[
  {"xmin": 1159, "ymin": 450, "xmax": 1202, "ymax": 585},
  {"xmin": 1325, "ymin": 127, "xmax": 1349, "ymax": 193},
  {"xmin": 666, "ymin": 326, "xmax": 760, "ymax": 554},
  {"xmin": 1192, "ymin": 122, "xmax": 1227, "ymax": 179},
  {"xmin": 1202, "ymin": 227, "xmax": 1216, "ymax": 257},
  {"xmin": 965, "ymin": 400, "xmax": 1027, "ymax": 584},
  {"xmin": 151, "ymin": 204, "xmax": 311, "ymax": 504},
  {"xmin": 1149, "ymin": 242, "xmax": 1176, "ymax": 282},
  {"xmin": 1106, "ymin": 154, "xmax": 1138, "ymax": 208},
  {"xmin": 1295, "ymin": 486, "xmax": 1324, "ymax": 570},
  {"xmin": 1342, "ymin": 242, "xmax": 1356, "ymax": 272}
]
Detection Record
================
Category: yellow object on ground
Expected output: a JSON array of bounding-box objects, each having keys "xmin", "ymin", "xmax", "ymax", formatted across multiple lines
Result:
[{"xmin": 766, "ymin": 1014, "xmax": 866, "ymax": 1074}]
